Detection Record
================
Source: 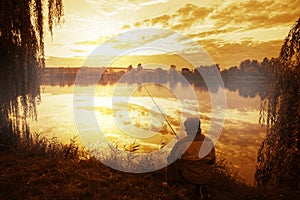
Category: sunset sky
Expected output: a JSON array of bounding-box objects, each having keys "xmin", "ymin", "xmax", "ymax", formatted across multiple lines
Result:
[{"xmin": 45, "ymin": 0, "xmax": 300, "ymax": 69}]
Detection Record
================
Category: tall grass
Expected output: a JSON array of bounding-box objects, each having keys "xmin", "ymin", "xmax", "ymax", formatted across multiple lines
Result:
[{"xmin": 0, "ymin": 131, "xmax": 299, "ymax": 199}]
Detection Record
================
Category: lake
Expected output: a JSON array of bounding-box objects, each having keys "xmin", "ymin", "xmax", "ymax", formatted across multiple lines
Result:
[{"xmin": 29, "ymin": 82, "xmax": 266, "ymax": 185}]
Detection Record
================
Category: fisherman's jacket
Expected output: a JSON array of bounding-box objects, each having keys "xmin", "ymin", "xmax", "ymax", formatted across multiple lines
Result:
[{"xmin": 168, "ymin": 133, "xmax": 215, "ymax": 185}]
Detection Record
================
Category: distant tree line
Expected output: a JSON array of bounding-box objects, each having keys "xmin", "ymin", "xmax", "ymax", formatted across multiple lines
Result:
[{"xmin": 42, "ymin": 57, "xmax": 276, "ymax": 98}]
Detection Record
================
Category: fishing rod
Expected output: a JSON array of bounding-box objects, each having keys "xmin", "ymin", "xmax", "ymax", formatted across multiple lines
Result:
[{"xmin": 142, "ymin": 85, "xmax": 179, "ymax": 139}]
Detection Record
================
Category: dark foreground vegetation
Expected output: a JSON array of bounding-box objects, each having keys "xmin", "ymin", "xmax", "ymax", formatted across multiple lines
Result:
[{"xmin": 1, "ymin": 132, "xmax": 299, "ymax": 200}]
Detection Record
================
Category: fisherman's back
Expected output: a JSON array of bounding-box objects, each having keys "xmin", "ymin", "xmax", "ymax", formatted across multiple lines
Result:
[{"xmin": 169, "ymin": 134, "xmax": 215, "ymax": 185}]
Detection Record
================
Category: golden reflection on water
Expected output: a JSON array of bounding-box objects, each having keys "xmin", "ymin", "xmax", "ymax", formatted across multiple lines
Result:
[{"xmin": 31, "ymin": 83, "xmax": 265, "ymax": 185}]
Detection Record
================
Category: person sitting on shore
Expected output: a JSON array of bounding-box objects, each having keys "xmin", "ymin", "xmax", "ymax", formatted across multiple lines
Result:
[{"xmin": 166, "ymin": 117, "xmax": 216, "ymax": 200}]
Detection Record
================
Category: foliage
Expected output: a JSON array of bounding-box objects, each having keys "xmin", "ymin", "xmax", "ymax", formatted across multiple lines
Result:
[
  {"xmin": 256, "ymin": 18, "xmax": 300, "ymax": 190},
  {"xmin": 0, "ymin": 0, "xmax": 63, "ymax": 136},
  {"xmin": 2, "ymin": 131, "xmax": 300, "ymax": 199}
]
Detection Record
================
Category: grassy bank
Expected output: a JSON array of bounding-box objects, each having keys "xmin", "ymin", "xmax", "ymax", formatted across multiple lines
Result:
[{"xmin": 0, "ymin": 132, "xmax": 299, "ymax": 200}]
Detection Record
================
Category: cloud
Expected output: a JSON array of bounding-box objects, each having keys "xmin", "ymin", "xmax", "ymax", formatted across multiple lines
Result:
[
  {"xmin": 171, "ymin": 3, "xmax": 212, "ymax": 30},
  {"xmin": 136, "ymin": 14, "xmax": 171, "ymax": 28},
  {"xmin": 54, "ymin": 1, "xmax": 297, "ymax": 69},
  {"xmin": 116, "ymin": 1, "xmax": 297, "ymax": 68},
  {"xmin": 111, "ymin": 30, "xmax": 175, "ymax": 50},
  {"xmin": 150, "ymin": 14, "xmax": 171, "ymax": 27},
  {"xmin": 71, "ymin": 49, "xmax": 89, "ymax": 53},
  {"xmin": 84, "ymin": 0, "xmax": 170, "ymax": 15},
  {"xmin": 122, "ymin": 3, "xmax": 213, "ymax": 31},
  {"xmin": 210, "ymin": 0, "xmax": 300, "ymax": 30},
  {"xmin": 74, "ymin": 35, "xmax": 115, "ymax": 46},
  {"xmin": 122, "ymin": 24, "xmax": 131, "ymax": 29},
  {"xmin": 125, "ymin": 0, "xmax": 299, "ymax": 38},
  {"xmin": 188, "ymin": 27, "xmax": 241, "ymax": 39},
  {"xmin": 46, "ymin": 39, "xmax": 284, "ymax": 69},
  {"xmin": 139, "ymin": 0, "xmax": 170, "ymax": 6},
  {"xmin": 197, "ymin": 39, "xmax": 284, "ymax": 68},
  {"xmin": 134, "ymin": 22, "xmax": 141, "ymax": 28}
]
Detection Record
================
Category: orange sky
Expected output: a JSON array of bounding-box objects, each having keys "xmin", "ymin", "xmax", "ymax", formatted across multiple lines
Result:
[{"xmin": 45, "ymin": 0, "xmax": 300, "ymax": 69}]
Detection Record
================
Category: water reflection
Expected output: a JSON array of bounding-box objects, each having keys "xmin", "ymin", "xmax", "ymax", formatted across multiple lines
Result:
[
  {"xmin": 30, "ymin": 81, "xmax": 265, "ymax": 185},
  {"xmin": 42, "ymin": 66, "xmax": 267, "ymax": 99}
]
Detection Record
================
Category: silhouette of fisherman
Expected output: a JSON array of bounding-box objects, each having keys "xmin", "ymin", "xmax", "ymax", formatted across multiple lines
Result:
[{"xmin": 166, "ymin": 117, "xmax": 215, "ymax": 200}]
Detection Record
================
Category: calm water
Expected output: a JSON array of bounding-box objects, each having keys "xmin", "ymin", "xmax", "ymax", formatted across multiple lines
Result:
[{"xmin": 29, "ymin": 83, "xmax": 266, "ymax": 185}]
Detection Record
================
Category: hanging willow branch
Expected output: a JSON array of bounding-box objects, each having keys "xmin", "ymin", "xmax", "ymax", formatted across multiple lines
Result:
[
  {"xmin": 0, "ymin": 0, "xmax": 63, "ymax": 136},
  {"xmin": 255, "ymin": 18, "xmax": 300, "ymax": 190}
]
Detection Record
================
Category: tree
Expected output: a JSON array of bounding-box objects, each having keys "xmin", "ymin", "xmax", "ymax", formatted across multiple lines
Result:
[
  {"xmin": 255, "ymin": 18, "xmax": 300, "ymax": 190},
  {"xmin": 0, "ymin": 0, "xmax": 63, "ymax": 138}
]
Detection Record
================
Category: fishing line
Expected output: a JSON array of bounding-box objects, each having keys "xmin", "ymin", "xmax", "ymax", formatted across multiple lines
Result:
[{"xmin": 142, "ymin": 85, "xmax": 178, "ymax": 139}]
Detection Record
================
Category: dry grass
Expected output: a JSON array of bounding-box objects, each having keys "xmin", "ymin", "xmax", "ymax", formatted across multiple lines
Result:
[{"xmin": 0, "ymin": 131, "xmax": 299, "ymax": 200}]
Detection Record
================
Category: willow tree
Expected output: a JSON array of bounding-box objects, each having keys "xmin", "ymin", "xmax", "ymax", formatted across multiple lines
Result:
[
  {"xmin": 0, "ymin": 0, "xmax": 63, "ymax": 140},
  {"xmin": 255, "ymin": 19, "xmax": 300, "ymax": 190}
]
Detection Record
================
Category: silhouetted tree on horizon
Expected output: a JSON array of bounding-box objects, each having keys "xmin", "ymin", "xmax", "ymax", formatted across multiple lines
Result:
[
  {"xmin": 255, "ymin": 18, "xmax": 300, "ymax": 190},
  {"xmin": 0, "ymin": 0, "xmax": 63, "ymax": 138}
]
